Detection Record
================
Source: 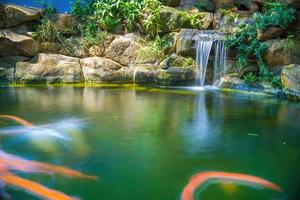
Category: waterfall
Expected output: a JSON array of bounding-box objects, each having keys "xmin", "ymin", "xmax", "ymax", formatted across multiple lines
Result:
[
  {"xmin": 193, "ymin": 31, "xmax": 227, "ymax": 86},
  {"xmin": 195, "ymin": 39, "xmax": 214, "ymax": 86},
  {"xmin": 213, "ymin": 39, "xmax": 227, "ymax": 85},
  {"xmin": 133, "ymin": 67, "xmax": 139, "ymax": 83}
]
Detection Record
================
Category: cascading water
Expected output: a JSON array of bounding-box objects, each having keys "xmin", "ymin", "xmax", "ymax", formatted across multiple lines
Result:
[
  {"xmin": 193, "ymin": 31, "xmax": 227, "ymax": 86},
  {"xmin": 213, "ymin": 39, "xmax": 227, "ymax": 84}
]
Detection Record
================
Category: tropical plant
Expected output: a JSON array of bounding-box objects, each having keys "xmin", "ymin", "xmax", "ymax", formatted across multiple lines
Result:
[
  {"xmin": 36, "ymin": 18, "xmax": 60, "ymax": 42},
  {"xmin": 142, "ymin": 0, "xmax": 162, "ymax": 37},
  {"xmin": 243, "ymin": 72, "xmax": 258, "ymax": 85},
  {"xmin": 137, "ymin": 36, "xmax": 170, "ymax": 62},
  {"xmin": 226, "ymin": 2, "xmax": 296, "ymax": 87},
  {"xmin": 283, "ymin": 35, "xmax": 296, "ymax": 53}
]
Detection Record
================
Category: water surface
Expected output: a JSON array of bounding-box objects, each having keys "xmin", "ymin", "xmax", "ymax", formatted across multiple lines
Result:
[{"xmin": 0, "ymin": 86, "xmax": 299, "ymax": 200}]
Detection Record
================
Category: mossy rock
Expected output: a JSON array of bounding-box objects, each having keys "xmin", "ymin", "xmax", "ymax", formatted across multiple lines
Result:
[
  {"xmin": 281, "ymin": 64, "xmax": 300, "ymax": 93},
  {"xmin": 160, "ymin": 6, "xmax": 191, "ymax": 34},
  {"xmin": 162, "ymin": 0, "xmax": 181, "ymax": 7}
]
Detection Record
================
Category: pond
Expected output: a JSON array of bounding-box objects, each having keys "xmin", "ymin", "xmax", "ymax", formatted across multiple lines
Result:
[{"xmin": 0, "ymin": 86, "xmax": 300, "ymax": 200}]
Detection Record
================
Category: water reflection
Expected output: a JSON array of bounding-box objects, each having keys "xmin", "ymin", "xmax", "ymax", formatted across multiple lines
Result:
[{"xmin": 0, "ymin": 86, "xmax": 299, "ymax": 200}]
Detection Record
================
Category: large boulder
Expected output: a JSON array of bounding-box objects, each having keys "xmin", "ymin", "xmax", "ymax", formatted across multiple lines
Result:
[
  {"xmin": 0, "ymin": 56, "xmax": 30, "ymax": 83},
  {"xmin": 281, "ymin": 64, "xmax": 300, "ymax": 93},
  {"xmin": 133, "ymin": 65, "xmax": 197, "ymax": 85},
  {"xmin": 213, "ymin": 11, "xmax": 253, "ymax": 31},
  {"xmin": 39, "ymin": 42, "xmax": 62, "ymax": 54},
  {"xmin": 59, "ymin": 37, "xmax": 88, "ymax": 58},
  {"xmin": 159, "ymin": 6, "xmax": 191, "ymax": 33},
  {"xmin": 105, "ymin": 35, "xmax": 139, "ymax": 66},
  {"xmin": 80, "ymin": 57, "xmax": 131, "ymax": 83},
  {"xmin": 0, "ymin": 4, "xmax": 41, "ymax": 28},
  {"xmin": 264, "ymin": 39, "xmax": 300, "ymax": 68},
  {"xmin": 0, "ymin": 30, "xmax": 39, "ymax": 57},
  {"xmin": 15, "ymin": 53, "xmax": 83, "ymax": 83},
  {"xmin": 257, "ymin": 26, "xmax": 284, "ymax": 41},
  {"xmin": 176, "ymin": 29, "xmax": 197, "ymax": 56}
]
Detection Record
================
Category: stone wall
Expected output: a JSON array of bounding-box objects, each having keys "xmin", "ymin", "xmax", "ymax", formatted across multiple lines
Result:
[{"xmin": 0, "ymin": 2, "xmax": 300, "ymax": 97}]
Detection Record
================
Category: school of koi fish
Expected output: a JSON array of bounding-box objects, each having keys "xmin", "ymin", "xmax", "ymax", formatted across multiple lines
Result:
[
  {"xmin": 0, "ymin": 114, "xmax": 97, "ymax": 200},
  {"xmin": 0, "ymin": 114, "xmax": 283, "ymax": 200}
]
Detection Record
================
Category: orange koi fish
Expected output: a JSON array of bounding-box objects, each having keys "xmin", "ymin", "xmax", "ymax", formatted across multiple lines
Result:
[
  {"xmin": 0, "ymin": 115, "xmax": 33, "ymax": 127},
  {"xmin": 181, "ymin": 171, "xmax": 283, "ymax": 200},
  {"xmin": 0, "ymin": 115, "xmax": 98, "ymax": 200}
]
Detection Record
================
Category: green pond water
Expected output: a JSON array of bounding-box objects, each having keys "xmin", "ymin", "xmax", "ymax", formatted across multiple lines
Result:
[{"xmin": 0, "ymin": 86, "xmax": 300, "ymax": 200}]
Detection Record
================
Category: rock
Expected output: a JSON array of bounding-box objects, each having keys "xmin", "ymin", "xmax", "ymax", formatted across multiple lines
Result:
[
  {"xmin": 159, "ymin": 6, "xmax": 191, "ymax": 33},
  {"xmin": 0, "ymin": 30, "xmax": 39, "ymax": 57},
  {"xmin": 180, "ymin": 0, "xmax": 214, "ymax": 12},
  {"xmin": 257, "ymin": 26, "xmax": 284, "ymax": 41},
  {"xmin": 0, "ymin": 4, "xmax": 41, "ymax": 28},
  {"xmin": 59, "ymin": 37, "xmax": 88, "ymax": 58},
  {"xmin": 218, "ymin": 74, "xmax": 284, "ymax": 97},
  {"xmin": 80, "ymin": 57, "xmax": 125, "ymax": 83},
  {"xmin": 217, "ymin": 75, "xmax": 244, "ymax": 87},
  {"xmin": 15, "ymin": 53, "xmax": 82, "ymax": 83},
  {"xmin": 213, "ymin": 11, "xmax": 253, "ymax": 31},
  {"xmin": 176, "ymin": 29, "xmax": 197, "ymax": 56},
  {"xmin": 50, "ymin": 14, "xmax": 77, "ymax": 35},
  {"xmin": 281, "ymin": 64, "xmax": 300, "ymax": 93},
  {"xmin": 264, "ymin": 39, "xmax": 300, "ymax": 68},
  {"xmin": 160, "ymin": 54, "xmax": 177, "ymax": 69},
  {"xmin": 0, "ymin": 56, "xmax": 30, "ymax": 82},
  {"xmin": 162, "ymin": 32, "xmax": 178, "ymax": 55},
  {"xmin": 162, "ymin": 0, "xmax": 181, "ymax": 7},
  {"xmin": 39, "ymin": 42, "xmax": 62, "ymax": 54},
  {"xmin": 193, "ymin": 0, "xmax": 215, "ymax": 12},
  {"xmin": 133, "ymin": 65, "xmax": 197, "ymax": 85},
  {"xmin": 238, "ymin": 65, "xmax": 259, "ymax": 78},
  {"xmin": 189, "ymin": 11, "xmax": 214, "ymax": 29},
  {"xmin": 160, "ymin": 53, "xmax": 196, "ymax": 69},
  {"xmin": 89, "ymin": 44, "xmax": 105, "ymax": 57},
  {"xmin": 212, "ymin": 0, "xmax": 234, "ymax": 9},
  {"xmin": 156, "ymin": 67, "xmax": 197, "ymax": 85},
  {"xmin": 9, "ymin": 23, "xmax": 33, "ymax": 34},
  {"xmin": 105, "ymin": 35, "xmax": 139, "ymax": 66}
]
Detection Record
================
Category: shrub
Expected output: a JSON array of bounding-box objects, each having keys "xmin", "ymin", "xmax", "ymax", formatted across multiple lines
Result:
[
  {"xmin": 283, "ymin": 35, "xmax": 296, "ymax": 53},
  {"xmin": 142, "ymin": 0, "xmax": 162, "ymax": 37},
  {"xmin": 226, "ymin": 1, "xmax": 296, "ymax": 86},
  {"xmin": 243, "ymin": 73, "xmax": 258, "ymax": 85},
  {"xmin": 137, "ymin": 36, "xmax": 172, "ymax": 62},
  {"xmin": 36, "ymin": 18, "xmax": 60, "ymax": 42}
]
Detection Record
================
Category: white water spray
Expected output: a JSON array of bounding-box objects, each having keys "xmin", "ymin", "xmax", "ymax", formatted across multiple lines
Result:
[{"xmin": 193, "ymin": 31, "xmax": 227, "ymax": 86}]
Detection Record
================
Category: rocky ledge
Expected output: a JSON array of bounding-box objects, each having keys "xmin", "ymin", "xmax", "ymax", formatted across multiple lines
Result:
[{"xmin": 1, "ymin": 3, "xmax": 300, "ymax": 100}]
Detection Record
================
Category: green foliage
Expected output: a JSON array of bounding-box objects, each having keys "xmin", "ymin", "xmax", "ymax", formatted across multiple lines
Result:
[
  {"xmin": 73, "ymin": 0, "xmax": 142, "ymax": 31},
  {"xmin": 173, "ymin": 55, "xmax": 196, "ymax": 68},
  {"xmin": 137, "ymin": 36, "xmax": 168, "ymax": 62},
  {"xmin": 243, "ymin": 73, "xmax": 258, "ymax": 85},
  {"xmin": 71, "ymin": 0, "xmax": 96, "ymax": 19},
  {"xmin": 218, "ymin": 9, "xmax": 240, "ymax": 23},
  {"xmin": 81, "ymin": 23, "xmax": 108, "ymax": 47},
  {"xmin": 226, "ymin": 2, "xmax": 296, "ymax": 87},
  {"xmin": 189, "ymin": 13, "xmax": 204, "ymax": 29},
  {"xmin": 36, "ymin": 18, "xmax": 60, "ymax": 42},
  {"xmin": 35, "ymin": 0, "xmax": 56, "ymax": 16},
  {"xmin": 142, "ymin": 0, "xmax": 162, "ymax": 37},
  {"xmin": 283, "ymin": 35, "xmax": 296, "ymax": 53}
]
